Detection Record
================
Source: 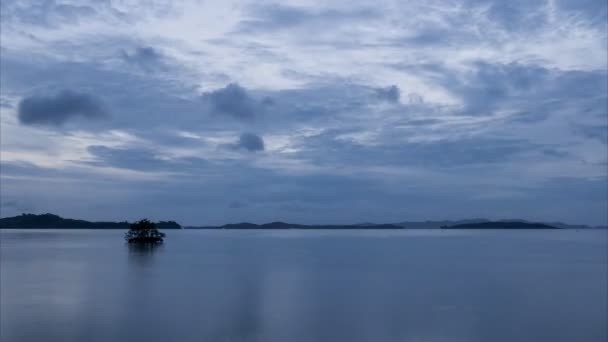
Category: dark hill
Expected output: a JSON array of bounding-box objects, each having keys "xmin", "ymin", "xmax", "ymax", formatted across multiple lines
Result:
[{"xmin": 0, "ymin": 213, "xmax": 181, "ymax": 229}]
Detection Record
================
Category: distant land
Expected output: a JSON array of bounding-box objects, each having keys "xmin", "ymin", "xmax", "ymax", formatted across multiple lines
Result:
[
  {"xmin": 190, "ymin": 219, "xmax": 606, "ymax": 230},
  {"xmin": 1, "ymin": 213, "xmax": 606, "ymax": 229},
  {"xmin": 441, "ymin": 221, "xmax": 557, "ymax": 229},
  {"xmin": 393, "ymin": 219, "xmax": 606, "ymax": 230},
  {"xmin": 0, "ymin": 213, "xmax": 181, "ymax": 229},
  {"xmin": 213, "ymin": 222, "xmax": 402, "ymax": 229}
]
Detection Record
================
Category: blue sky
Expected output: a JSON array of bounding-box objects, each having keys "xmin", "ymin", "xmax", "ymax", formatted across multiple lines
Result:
[{"xmin": 0, "ymin": 0, "xmax": 606, "ymax": 225}]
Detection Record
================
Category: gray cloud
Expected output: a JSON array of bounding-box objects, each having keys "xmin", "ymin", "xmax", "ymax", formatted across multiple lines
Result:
[
  {"xmin": 235, "ymin": 133, "xmax": 265, "ymax": 152},
  {"xmin": 0, "ymin": 198, "xmax": 35, "ymax": 217},
  {"xmin": 403, "ymin": 27, "xmax": 476, "ymax": 47},
  {"xmin": 1, "ymin": 54, "xmax": 210, "ymax": 131},
  {"xmin": 257, "ymin": 84, "xmax": 374, "ymax": 124},
  {"xmin": 18, "ymin": 90, "xmax": 107, "ymax": 126},
  {"xmin": 121, "ymin": 46, "xmax": 166, "ymax": 72},
  {"xmin": 375, "ymin": 85, "xmax": 400, "ymax": 103},
  {"xmin": 0, "ymin": 100, "xmax": 13, "ymax": 108},
  {"xmin": 297, "ymin": 130, "xmax": 539, "ymax": 168},
  {"xmin": 455, "ymin": 62, "xmax": 549, "ymax": 115},
  {"xmin": 237, "ymin": 4, "xmax": 379, "ymax": 33},
  {"xmin": 1, "ymin": 199, "xmax": 19, "ymax": 208},
  {"xmin": 419, "ymin": 62, "xmax": 608, "ymax": 120},
  {"xmin": 462, "ymin": 0, "xmax": 607, "ymax": 31},
  {"xmin": 556, "ymin": 0, "xmax": 608, "ymax": 23},
  {"xmin": 468, "ymin": 0, "xmax": 547, "ymax": 32},
  {"xmin": 229, "ymin": 200, "xmax": 247, "ymax": 209},
  {"xmin": 202, "ymin": 83, "xmax": 262, "ymax": 121},
  {"xmin": 86, "ymin": 145, "xmax": 208, "ymax": 171},
  {"xmin": 575, "ymin": 125, "xmax": 608, "ymax": 144},
  {"xmin": 1, "ymin": 1, "xmax": 97, "ymax": 27},
  {"xmin": 87, "ymin": 145, "xmax": 165, "ymax": 171}
]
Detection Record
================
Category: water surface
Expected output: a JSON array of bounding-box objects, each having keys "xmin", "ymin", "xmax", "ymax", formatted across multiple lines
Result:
[{"xmin": 1, "ymin": 229, "xmax": 606, "ymax": 342}]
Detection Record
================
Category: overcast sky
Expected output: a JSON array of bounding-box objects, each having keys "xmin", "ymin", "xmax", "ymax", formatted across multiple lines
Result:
[{"xmin": 0, "ymin": 0, "xmax": 607, "ymax": 225}]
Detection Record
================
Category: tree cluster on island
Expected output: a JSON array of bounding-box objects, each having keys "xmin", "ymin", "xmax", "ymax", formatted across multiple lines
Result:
[{"xmin": 125, "ymin": 219, "xmax": 165, "ymax": 243}]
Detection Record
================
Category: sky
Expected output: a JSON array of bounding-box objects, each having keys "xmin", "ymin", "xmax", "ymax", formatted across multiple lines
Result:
[{"xmin": 0, "ymin": 0, "xmax": 607, "ymax": 226}]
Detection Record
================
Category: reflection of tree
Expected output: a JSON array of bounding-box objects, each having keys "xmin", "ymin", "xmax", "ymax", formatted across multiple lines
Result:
[
  {"xmin": 128, "ymin": 242, "xmax": 162, "ymax": 254},
  {"xmin": 125, "ymin": 219, "xmax": 165, "ymax": 243},
  {"xmin": 127, "ymin": 241, "xmax": 163, "ymax": 268}
]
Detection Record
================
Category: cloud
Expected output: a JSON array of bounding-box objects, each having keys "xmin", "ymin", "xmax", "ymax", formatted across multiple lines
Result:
[
  {"xmin": 0, "ymin": 198, "xmax": 35, "ymax": 216},
  {"xmin": 202, "ymin": 83, "xmax": 262, "ymax": 121},
  {"xmin": 1, "ymin": 1, "xmax": 99, "ymax": 28},
  {"xmin": 17, "ymin": 90, "xmax": 107, "ymax": 126},
  {"xmin": 255, "ymin": 84, "xmax": 378, "ymax": 125},
  {"xmin": 121, "ymin": 46, "xmax": 166, "ymax": 72},
  {"xmin": 1, "ymin": 53, "xmax": 211, "ymax": 132},
  {"xmin": 423, "ymin": 62, "xmax": 608, "ymax": 119},
  {"xmin": 229, "ymin": 200, "xmax": 247, "ymax": 209},
  {"xmin": 235, "ymin": 133, "xmax": 265, "ymax": 152},
  {"xmin": 237, "ymin": 4, "xmax": 379, "ymax": 33},
  {"xmin": 464, "ymin": 0, "xmax": 548, "ymax": 32},
  {"xmin": 296, "ymin": 131, "xmax": 540, "ymax": 168},
  {"xmin": 1, "ymin": 0, "xmax": 607, "ymax": 226},
  {"xmin": 575, "ymin": 125, "xmax": 608, "ymax": 144},
  {"xmin": 87, "ymin": 145, "xmax": 164, "ymax": 171},
  {"xmin": 450, "ymin": 62, "xmax": 550, "ymax": 115},
  {"xmin": 0, "ymin": 200, "xmax": 19, "ymax": 208},
  {"xmin": 0, "ymin": 99, "xmax": 13, "ymax": 108},
  {"xmin": 86, "ymin": 145, "xmax": 208, "ymax": 171},
  {"xmin": 463, "ymin": 0, "xmax": 607, "ymax": 31},
  {"xmin": 556, "ymin": 0, "xmax": 608, "ymax": 22},
  {"xmin": 375, "ymin": 85, "xmax": 400, "ymax": 103}
]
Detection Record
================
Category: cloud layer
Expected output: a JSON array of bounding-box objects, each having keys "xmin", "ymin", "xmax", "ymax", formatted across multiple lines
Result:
[{"xmin": 0, "ymin": 0, "xmax": 606, "ymax": 225}]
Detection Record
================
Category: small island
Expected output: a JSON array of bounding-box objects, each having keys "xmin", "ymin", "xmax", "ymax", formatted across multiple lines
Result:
[{"xmin": 125, "ymin": 219, "xmax": 166, "ymax": 244}]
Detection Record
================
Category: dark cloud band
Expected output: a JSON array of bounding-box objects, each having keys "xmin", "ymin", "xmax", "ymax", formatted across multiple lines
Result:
[{"xmin": 18, "ymin": 90, "xmax": 107, "ymax": 126}]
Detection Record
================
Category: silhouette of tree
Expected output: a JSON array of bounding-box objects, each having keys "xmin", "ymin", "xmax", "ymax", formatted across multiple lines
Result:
[{"xmin": 125, "ymin": 219, "xmax": 165, "ymax": 243}]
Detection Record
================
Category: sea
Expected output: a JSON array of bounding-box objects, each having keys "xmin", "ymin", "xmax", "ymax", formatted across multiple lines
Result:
[{"xmin": 1, "ymin": 228, "xmax": 606, "ymax": 342}]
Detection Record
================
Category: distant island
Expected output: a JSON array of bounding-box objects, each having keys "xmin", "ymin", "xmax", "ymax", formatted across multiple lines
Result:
[
  {"xmin": 216, "ymin": 222, "xmax": 403, "ymax": 229},
  {"xmin": 1, "ymin": 213, "xmax": 606, "ymax": 230},
  {"xmin": 193, "ymin": 219, "xmax": 605, "ymax": 229},
  {"xmin": 441, "ymin": 221, "xmax": 558, "ymax": 229},
  {"xmin": 0, "ymin": 213, "xmax": 181, "ymax": 229}
]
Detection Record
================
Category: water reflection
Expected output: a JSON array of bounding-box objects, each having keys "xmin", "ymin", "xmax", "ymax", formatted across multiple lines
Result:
[
  {"xmin": 127, "ymin": 243, "xmax": 163, "ymax": 267},
  {"xmin": 0, "ymin": 230, "xmax": 606, "ymax": 342}
]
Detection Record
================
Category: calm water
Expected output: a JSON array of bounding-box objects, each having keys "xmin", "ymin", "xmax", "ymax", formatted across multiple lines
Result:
[{"xmin": 1, "ymin": 229, "xmax": 606, "ymax": 342}]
